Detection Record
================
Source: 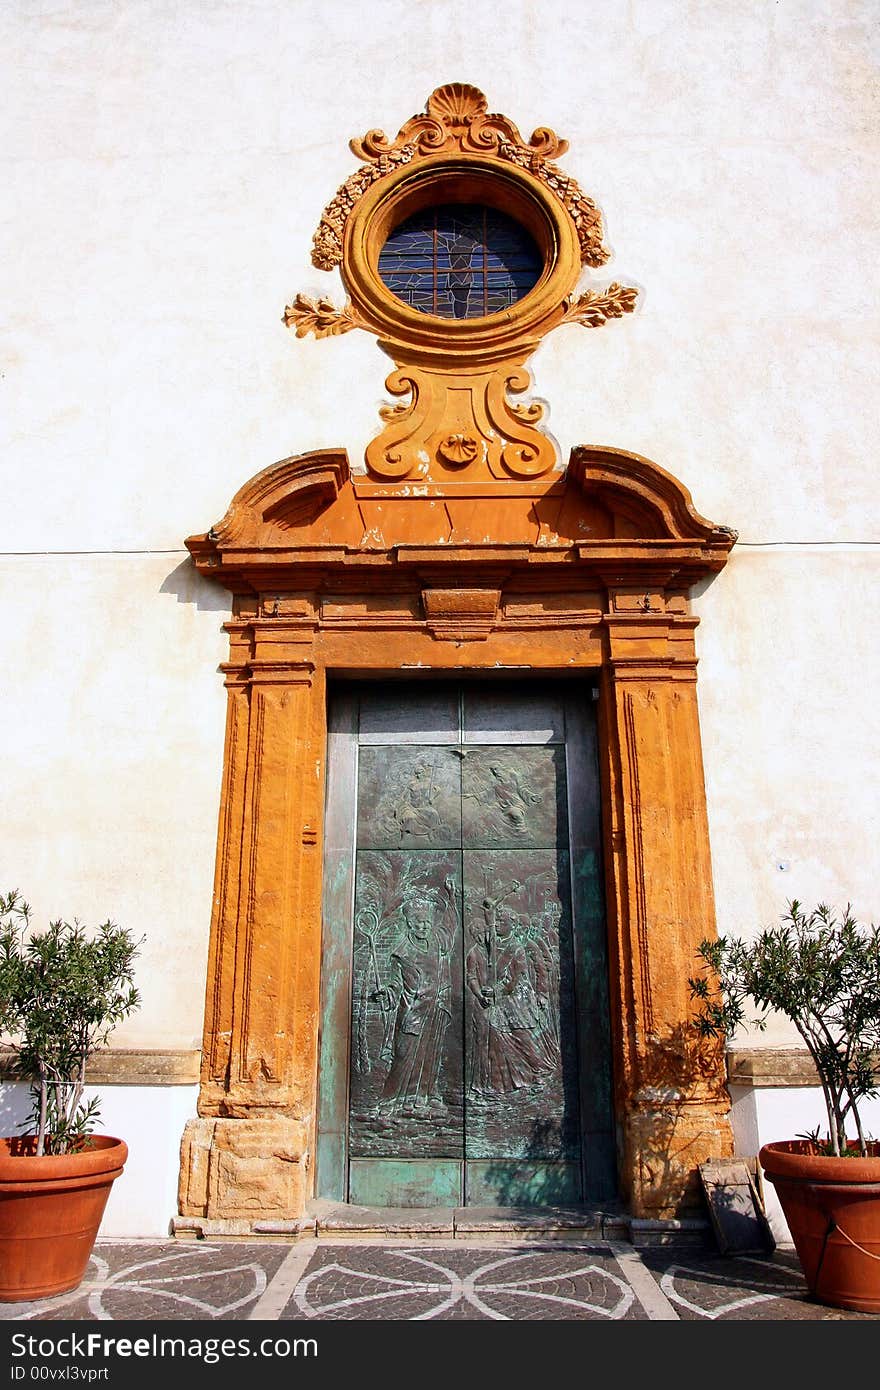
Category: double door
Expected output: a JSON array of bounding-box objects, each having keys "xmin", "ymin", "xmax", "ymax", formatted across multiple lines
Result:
[{"xmin": 318, "ymin": 682, "xmax": 615, "ymax": 1207}]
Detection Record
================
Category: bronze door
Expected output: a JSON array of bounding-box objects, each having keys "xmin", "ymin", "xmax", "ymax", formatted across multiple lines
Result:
[{"xmin": 318, "ymin": 683, "xmax": 615, "ymax": 1207}]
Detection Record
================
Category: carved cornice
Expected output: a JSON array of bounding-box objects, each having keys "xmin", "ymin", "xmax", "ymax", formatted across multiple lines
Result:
[
  {"xmin": 186, "ymin": 447, "xmax": 735, "ymax": 596},
  {"xmin": 0, "ymin": 1048, "xmax": 200, "ymax": 1087},
  {"xmin": 726, "ymin": 1049, "xmax": 822, "ymax": 1089}
]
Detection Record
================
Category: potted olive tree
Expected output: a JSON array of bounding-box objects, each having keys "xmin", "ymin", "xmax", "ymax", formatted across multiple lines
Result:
[
  {"xmin": 0, "ymin": 889, "xmax": 141, "ymax": 1301},
  {"xmin": 689, "ymin": 900, "xmax": 880, "ymax": 1312}
]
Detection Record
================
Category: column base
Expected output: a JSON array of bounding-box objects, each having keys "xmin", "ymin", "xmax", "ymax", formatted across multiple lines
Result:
[
  {"xmin": 623, "ymin": 1099, "xmax": 734, "ymax": 1219},
  {"xmin": 178, "ymin": 1116, "xmax": 310, "ymax": 1223}
]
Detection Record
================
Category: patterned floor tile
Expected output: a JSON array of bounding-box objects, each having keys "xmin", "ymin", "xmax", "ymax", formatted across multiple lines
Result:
[
  {"xmin": 638, "ymin": 1249, "xmax": 879, "ymax": 1320},
  {"xmin": 0, "ymin": 1242, "xmax": 289, "ymax": 1322},
  {"xmin": 1, "ymin": 1239, "xmax": 877, "ymax": 1323},
  {"xmin": 285, "ymin": 1243, "xmax": 646, "ymax": 1320}
]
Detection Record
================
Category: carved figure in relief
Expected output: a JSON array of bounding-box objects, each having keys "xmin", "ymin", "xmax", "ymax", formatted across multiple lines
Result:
[
  {"xmin": 466, "ymin": 888, "xmax": 558, "ymax": 1098},
  {"xmin": 379, "ymin": 758, "xmax": 443, "ymax": 841},
  {"xmin": 371, "ymin": 877, "xmax": 458, "ymax": 1115},
  {"xmin": 521, "ymin": 900, "xmax": 563, "ymax": 1049},
  {"xmin": 486, "ymin": 762, "xmax": 542, "ymax": 830}
]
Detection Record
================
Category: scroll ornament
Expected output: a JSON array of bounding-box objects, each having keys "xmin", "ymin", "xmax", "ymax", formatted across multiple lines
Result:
[{"xmin": 281, "ymin": 86, "xmax": 639, "ymax": 480}]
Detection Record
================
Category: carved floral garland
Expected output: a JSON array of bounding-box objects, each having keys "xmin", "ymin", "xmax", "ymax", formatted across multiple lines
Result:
[{"xmin": 311, "ymin": 83, "xmax": 610, "ymax": 273}]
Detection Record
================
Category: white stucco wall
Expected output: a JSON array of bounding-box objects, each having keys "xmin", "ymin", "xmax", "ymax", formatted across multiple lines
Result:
[
  {"xmin": 697, "ymin": 548, "xmax": 879, "ymax": 944},
  {"xmin": 1, "ymin": 0, "xmax": 878, "ymax": 1203}
]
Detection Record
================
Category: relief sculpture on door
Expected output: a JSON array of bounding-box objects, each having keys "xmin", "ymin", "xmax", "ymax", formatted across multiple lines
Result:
[{"xmin": 334, "ymin": 689, "xmax": 594, "ymax": 1208}]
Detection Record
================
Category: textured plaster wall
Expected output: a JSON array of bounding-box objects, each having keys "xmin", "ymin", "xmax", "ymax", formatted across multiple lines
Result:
[
  {"xmin": 0, "ymin": 554, "xmax": 226, "ymax": 1047},
  {"xmin": 1, "ymin": 0, "xmax": 878, "ymax": 1067},
  {"xmin": 694, "ymin": 545, "xmax": 880, "ymax": 1047}
]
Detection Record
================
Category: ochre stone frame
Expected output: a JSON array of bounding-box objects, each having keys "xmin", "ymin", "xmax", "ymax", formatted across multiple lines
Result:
[
  {"xmin": 178, "ymin": 83, "xmax": 734, "ymax": 1231},
  {"xmin": 177, "ymin": 443, "xmax": 737, "ymax": 1232}
]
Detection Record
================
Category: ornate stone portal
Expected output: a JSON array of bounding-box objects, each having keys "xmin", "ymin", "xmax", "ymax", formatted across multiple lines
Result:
[{"xmin": 177, "ymin": 85, "xmax": 735, "ymax": 1232}]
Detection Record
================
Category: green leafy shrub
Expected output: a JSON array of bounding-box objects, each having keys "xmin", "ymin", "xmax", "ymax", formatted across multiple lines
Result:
[
  {"xmin": 689, "ymin": 901, "xmax": 880, "ymax": 1157},
  {"xmin": 0, "ymin": 889, "xmax": 142, "ymax": 1155}
]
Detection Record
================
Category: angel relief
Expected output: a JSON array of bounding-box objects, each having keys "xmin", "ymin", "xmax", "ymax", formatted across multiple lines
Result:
[
  {"xmin": 481, "ymin": 763, "xmax": 541, "ymax": 831},
  {"xmin": 461, "ymin": 747, "xmax": 567, "ymax": 848}
]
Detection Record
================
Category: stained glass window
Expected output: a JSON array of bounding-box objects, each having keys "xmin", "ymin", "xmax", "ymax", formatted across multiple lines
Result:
[{"xmin": 377, "ymin": 203, "xmax": 542, "ymax": 319}]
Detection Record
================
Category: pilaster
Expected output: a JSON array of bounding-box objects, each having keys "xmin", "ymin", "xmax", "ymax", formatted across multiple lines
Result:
[
  {"xmin": 180, "ymin": 621, "xmax": 326, "ymax": 1222},
  {"xmin": 602, "ymin": 596, "xmax": 733, "ymax": 1217}
]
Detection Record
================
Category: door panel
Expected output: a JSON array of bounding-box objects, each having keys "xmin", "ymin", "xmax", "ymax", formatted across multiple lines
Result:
[
  {"xmin": 461, "ymin": 688, "xmax": 566, "ymax": 744},
  {"xmin": 463, "ymin": 848, "xmax": 579, "ymax": 1162},
  {"xmin": 348, "ymin": 850, "xmax": 463, "ymax": 1159},
  {"xmin": 465, "ymin": 1161, "xmax": 582, "ymax": 1206},
  {"xmin": 357, "ymin": 746, "xmax": 462, "ymax": 849},
  {"xmin": 460, "ymin": 747, "xmax": 568, "ymax": 848},
  {"xmin": 358, "ymin": 688, "xmax": 460, "ymax": 743},
  {"xmin": 318, "ymin": 681, "xmax": 616, "ymax": 1208},
  {"xmin": 349, "ymin": 1159, "xmax": 463, "ymax": 1207}
]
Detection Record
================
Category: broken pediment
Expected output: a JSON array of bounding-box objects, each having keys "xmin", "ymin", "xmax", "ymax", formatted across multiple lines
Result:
[{"xmin": 185, "ymin": 444, "xmax": 735, "ymax": 594}]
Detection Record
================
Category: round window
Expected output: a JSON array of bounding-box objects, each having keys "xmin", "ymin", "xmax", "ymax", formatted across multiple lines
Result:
[{"xmin": 377, "ymin": 203, "xmax": 542, "ymax": 320}]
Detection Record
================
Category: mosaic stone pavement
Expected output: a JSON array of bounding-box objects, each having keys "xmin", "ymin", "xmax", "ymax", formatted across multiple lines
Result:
[{"xmin": 1, "ymin": 1239, "xmax": 877, "ymax": 1322}]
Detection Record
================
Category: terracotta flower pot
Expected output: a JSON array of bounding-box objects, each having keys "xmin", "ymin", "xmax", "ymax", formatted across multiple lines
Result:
[
  {"xmin": 0, "ymin": 1135, "xmax": 128, "ymax": 1302},
  {"xmin": 759, "ymin": 1139, "xmax": 880, "ymax": 1314}
]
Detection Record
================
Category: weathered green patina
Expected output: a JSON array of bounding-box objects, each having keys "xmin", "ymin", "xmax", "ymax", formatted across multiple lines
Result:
[{"xmin": 316, "ymin": 683, "xmax": 615, "ymax": 1207}]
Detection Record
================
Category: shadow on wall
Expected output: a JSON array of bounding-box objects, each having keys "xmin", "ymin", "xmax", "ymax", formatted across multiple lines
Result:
[
  {"xmin": 689, "ymin": 568, "xmax": 728, "ymax": 603},
  {"xmin": 632, "ymin": 1020, "xmax": 730, "ymax": 1215},
  {"xmin": 160, "ymin": 558, "xmax": 231, "ymax": 614}
]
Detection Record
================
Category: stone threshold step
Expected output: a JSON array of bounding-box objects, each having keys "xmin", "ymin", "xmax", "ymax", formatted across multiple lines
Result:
[
  {"xmin": 307, "ymin": 1202, "xmax": 621, "ymax": 1238},
  {"xmin": 173, "ymin": 1205, "xmax": 711, "ymax": 1248}
]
